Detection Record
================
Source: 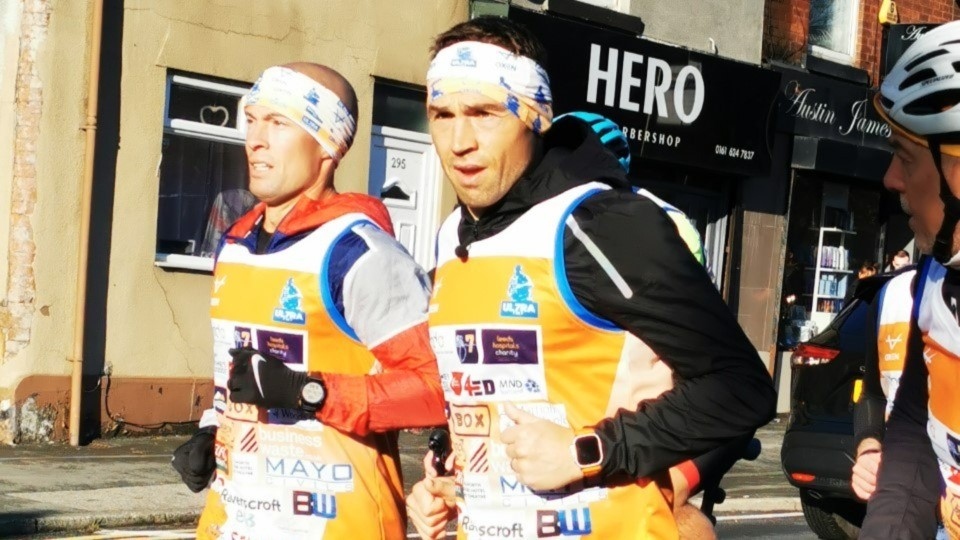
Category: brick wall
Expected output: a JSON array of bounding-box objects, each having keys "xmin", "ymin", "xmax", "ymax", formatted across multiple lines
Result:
[
  {"xmin": 763, "ymin": 0, "xmax": 810, "ymax": 64},
  {"xmin": 764, "ymin": 0, "xmax": 959, "ymax": 84},
  {"xmin": 1, "ymin": 0, "xmax": 49, "ymax": 362}
]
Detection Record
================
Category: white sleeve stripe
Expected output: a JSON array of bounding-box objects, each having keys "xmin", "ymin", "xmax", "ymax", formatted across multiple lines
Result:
[
  {"xmin": 341, "ymin": 224, "xmax": 433, "ymax": 347},
  {"xmin": 565, "ymin": 215, "xmax": 634, "ymax": 299}
]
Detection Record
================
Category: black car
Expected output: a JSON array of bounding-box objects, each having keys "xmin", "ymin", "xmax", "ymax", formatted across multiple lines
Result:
[{"xmin": 781, "ymin": 274, "xmax": 892, "ymax": 540}]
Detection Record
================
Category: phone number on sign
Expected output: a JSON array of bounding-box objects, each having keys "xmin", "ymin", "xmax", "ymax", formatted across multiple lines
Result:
[{"xmin": 714, "ymin": 145, "xmax": 755, "ymax": 160}]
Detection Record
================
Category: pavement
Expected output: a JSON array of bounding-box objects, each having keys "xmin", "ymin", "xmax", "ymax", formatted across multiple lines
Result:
[{"xmin": 0, "ymin": 417, "xmax": 796, "ymax": 538}]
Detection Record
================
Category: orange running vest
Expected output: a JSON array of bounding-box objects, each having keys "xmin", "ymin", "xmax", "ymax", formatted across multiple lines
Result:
[
  {"xmin": 429, "ymin": 183, "xmax": 678, "ymax": 540},
  {"xmin": 196, "ymin": 213, "xmax": 405, "ymax": 540}
]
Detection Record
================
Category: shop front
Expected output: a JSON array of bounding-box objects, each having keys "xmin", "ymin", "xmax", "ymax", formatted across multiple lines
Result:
[
  {"xmin": 509, "ymin": 7, "xmax": 781, "ymax": 293},
  {"xmin": 771, "ymin": 64, "xmax": 901, "ymax": 348}
]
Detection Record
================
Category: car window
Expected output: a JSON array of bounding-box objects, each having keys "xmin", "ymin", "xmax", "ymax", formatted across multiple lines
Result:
[{"xmin": 836, "ymin": 299, "xmax": 869, "ymax": 355}]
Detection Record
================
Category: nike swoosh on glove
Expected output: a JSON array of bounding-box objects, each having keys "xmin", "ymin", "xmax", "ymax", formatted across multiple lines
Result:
[
  {"xmin": 227, "ymin": 347, "xmax": 307, "ymax": 410},
  {"xmin": 171, "ymin": 426, "xmax": 216, "ymax": 493}
]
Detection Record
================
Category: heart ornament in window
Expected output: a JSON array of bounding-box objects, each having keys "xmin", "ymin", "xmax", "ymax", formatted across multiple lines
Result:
[{"xmin": 200, "ymin": 105, "xmax": 230, "ymax": 127}]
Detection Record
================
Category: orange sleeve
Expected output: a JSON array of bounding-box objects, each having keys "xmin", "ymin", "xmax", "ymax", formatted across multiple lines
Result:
[{"xmin": 315, "ymin": 321, "xmax": 446, "ymax": 436}]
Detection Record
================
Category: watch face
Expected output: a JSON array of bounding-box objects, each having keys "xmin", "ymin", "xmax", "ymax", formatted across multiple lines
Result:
[
  {"xmin": 301, "ymin": 381, "xmax": 325, "ymax": 405},
  {"xmin": 575, "ymin": 435, "xmax": 603, "ymax": 467}
]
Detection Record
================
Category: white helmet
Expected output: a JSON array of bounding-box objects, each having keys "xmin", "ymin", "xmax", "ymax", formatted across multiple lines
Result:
[{"xmin": 876, "ymin": 21, "xmax": 960, "ymax": 151}]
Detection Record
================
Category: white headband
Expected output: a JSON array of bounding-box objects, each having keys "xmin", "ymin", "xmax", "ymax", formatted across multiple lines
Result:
[
  {"xmin": 426, "ymin": 41, "xmax": 553, "ymax": 133},
  {"xmin": 239, "ymin": 66, "xmax": 357, "ymax": 162}
]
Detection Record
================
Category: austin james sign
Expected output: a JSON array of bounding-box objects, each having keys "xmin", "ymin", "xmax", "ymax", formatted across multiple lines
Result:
[
  {"xmin": 882, "ymin": 24, "xmax": 940, "ymax": 78},
  {"xmin": 773, "ymin": 65, "xmax": 891, "ymax": 150}
]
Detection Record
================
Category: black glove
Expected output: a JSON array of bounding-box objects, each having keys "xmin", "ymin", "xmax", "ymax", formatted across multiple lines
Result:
[
  {"xmin": 227, "ymin": 347, "xmax": 307, "ymax": 409},
  {"xmin": 171, "ymin": 426, "xmax": 216, "ymax": 493}
]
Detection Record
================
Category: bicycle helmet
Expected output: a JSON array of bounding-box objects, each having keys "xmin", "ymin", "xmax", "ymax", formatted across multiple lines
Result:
[
  {"xmin": 876, "ymin": 21, "xmax": 960, "ymax": 152},
  {"xmin": 875, "ymin": 21, "xmax": 960, "ymax": 262},
  {"xmin": 555, "ymin": 111, "xmax": 631, "ymax": 172}
]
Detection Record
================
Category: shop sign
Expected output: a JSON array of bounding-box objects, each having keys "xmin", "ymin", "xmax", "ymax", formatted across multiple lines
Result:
[
  {"xmin": 772, "ymin": 65, "xmax": 891, "ymax": 151},
  {"xmin": 509, "ymin": 8, "xmax": 780, "ymax": 177},
  {"xmin": 882, "ymin": 23, "xmax": 940, "ymax": 77}
]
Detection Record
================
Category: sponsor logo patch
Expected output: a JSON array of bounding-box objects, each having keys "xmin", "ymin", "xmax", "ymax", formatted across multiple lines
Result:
[
  {"xmin": 220, "ymin": 488, "xmax": 281, "ymax": 513},
  {"xmin": 468, "ymin": 441, "xmax": 490, "ymax": 473},
  {"xmin": 264, "ymin": 458, "xmax": 354, "ymax": 493},
  {"xmin": 500, "ymin": 265, "xmax": 539, "ymax": 319},
  {"xmin": 450, "ymin": 404, "xmax": 491, "ymax": 437},
  {"xmin": 231, "ymin": 453, "xmax": 258, "ymax": 482},
  {"xmin": 240, "ymin": 427, "xmax": 259, "ymax": 453},
  {"xmin": 456, "ymin": 329, "xmax": 479, "ymax": 364},
  {"xmin": 213, "ymin": 386, "xmax": 227, "ymax": 414},
  {"xmin": 273, "ymin": 278, "xmax": 306, "ymax": 325},
  {"xmin": 292, "ymin": 491, "xmax": 337, "ymax": 518},
  {"xmin": 536, "ymin": 508, "xmax": 592, "ymax": 537},
  {"xmin": 234, "ymin": 326, "xmax": 254, "ymax": 349},
  {"xmin": 461, "ymin": 513, "xmax": 525, "ymax": 538},
  {"xmin": 481, "ymin": 329, "xmax": 539, "ymax": 365},
  {"xmin": 225, "ymin": 400, "xmax": 260, "ymax": 423},
  {"xmin": 255, "ymin": 330, "xmax": 305, "ymax": 366}
]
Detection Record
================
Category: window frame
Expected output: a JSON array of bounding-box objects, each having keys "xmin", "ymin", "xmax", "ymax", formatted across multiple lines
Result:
[
  {"xmin": 154, "ymin": 73, "xmax": 250, "ymax": 273},
  {"xmin": 807, "ymin": 0, "xmax": 861, "ymax": 65}
]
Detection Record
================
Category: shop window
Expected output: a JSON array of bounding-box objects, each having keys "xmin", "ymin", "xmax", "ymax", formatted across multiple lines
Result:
[
  {"xmin": 778, "ymin": 176, "xmax": 881, "ymax": 349},
  {"xmin": 155, "ymin": 72, "xmax": 254, "ymax": 272},
  {"xmin": 808, "ymin": 0, "xmax": 860, "ymax": 64}
]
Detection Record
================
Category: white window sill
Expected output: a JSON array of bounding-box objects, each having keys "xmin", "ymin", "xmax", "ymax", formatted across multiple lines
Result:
[
  {"xmin": 155, "ymin": 253, "xmax": 214, "ymax": 273},
  {"xmin": 808, "ymin": 45, "xmax": 855, "ymax": 66}
]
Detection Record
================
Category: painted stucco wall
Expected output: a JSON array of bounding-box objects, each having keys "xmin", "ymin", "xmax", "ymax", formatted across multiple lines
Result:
[
  {"xmin": 0, "ymin": 0, "xmax": 91, "ymax": 442},
  {"xmin": 108, "ymin": 0, "xmax": 467, "ymax": 374},
  {"xmin": 623, "ymin": 0, "xmax": 765, "ymax": 64},
  {"xmin": 1, "ymin": 0, "xmax": 469, "ymax": 442}
]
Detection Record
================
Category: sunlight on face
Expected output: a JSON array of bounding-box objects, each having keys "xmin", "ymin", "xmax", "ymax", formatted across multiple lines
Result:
[
  {"xmin": 428, "ymin": 93, "xmax": 539, "ymax": 218},
  {"xmin": 883, "ymin": 134, "xmax": 943, "ymax": 254},
  {"xmin": 244, "ymin": 104, "xmax": 328, "ymax": 207}
]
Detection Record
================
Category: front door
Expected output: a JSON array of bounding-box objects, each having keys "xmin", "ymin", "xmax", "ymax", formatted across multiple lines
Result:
[{"xmin": 368, "ymin": 125, "xmax": 443, "ymax": 270}]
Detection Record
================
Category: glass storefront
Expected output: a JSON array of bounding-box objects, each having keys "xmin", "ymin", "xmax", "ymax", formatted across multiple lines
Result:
[{"xmin": 778, "ymin": 172, "xmax": 895, "ymax": 349}]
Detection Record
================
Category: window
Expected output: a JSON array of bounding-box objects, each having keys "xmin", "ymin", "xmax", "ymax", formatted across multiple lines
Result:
[
  {"xmin": 155, "ymin": 73, "xmax": 254, "ymax": 272},
  {"xmin": 808, "ymin": 0, "xmax": 860, "ymax": 64}
]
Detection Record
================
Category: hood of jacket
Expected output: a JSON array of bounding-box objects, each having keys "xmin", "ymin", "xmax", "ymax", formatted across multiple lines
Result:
[{"xmin": 224, "ymin": 192, "xmax": 395, "ymax": 253}]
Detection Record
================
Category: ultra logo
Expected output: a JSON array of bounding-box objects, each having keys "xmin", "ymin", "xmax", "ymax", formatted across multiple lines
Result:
[
  {"xmin": 273, "ymin": 278, "xmax": 306, "ymax": 325},
  {"xmin": 500, "ymin": 265, "xmax": 539, "ymax": 319}
]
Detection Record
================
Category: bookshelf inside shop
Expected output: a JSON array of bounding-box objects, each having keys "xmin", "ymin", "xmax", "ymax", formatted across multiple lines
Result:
[
  {"xmin": 779, "ymin": 180, "xmax": 878, "ymax": 350},
  {"xmin": 805, "ymin": 203, "xmax": 855, "ymax": 332}
]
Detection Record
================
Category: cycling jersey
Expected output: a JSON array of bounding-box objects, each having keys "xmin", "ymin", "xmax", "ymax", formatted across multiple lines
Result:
[
  {"xmin": 196, "ymin": 193, "xmax": 444, "ymax": 540},
  {"xmin": 877, "ymin": 270, "xmax": 915, "ymax": 416},
  {"xmin": 863, "ymin": 258, "xmax": 960, "ymax": 538},
  {"xmin": 855, "ymin": 269, "xmax": 916, "ymax": 449},
  {"xmin": 914, "ymin": 259, "xmax": 960, "ymax": 537},
  {"xmin": 430, "ymin": 182, "xmax": 678, "ymax": 539}
]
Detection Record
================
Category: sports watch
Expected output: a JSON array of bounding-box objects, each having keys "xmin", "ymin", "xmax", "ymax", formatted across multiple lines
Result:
[
  {"xmin": 572, "ymin": 431, "xmax": 604, "ymax": 478},
  {"xmin": 299, "ymin": 377, "xmax": 327, "ymax": 415}
]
